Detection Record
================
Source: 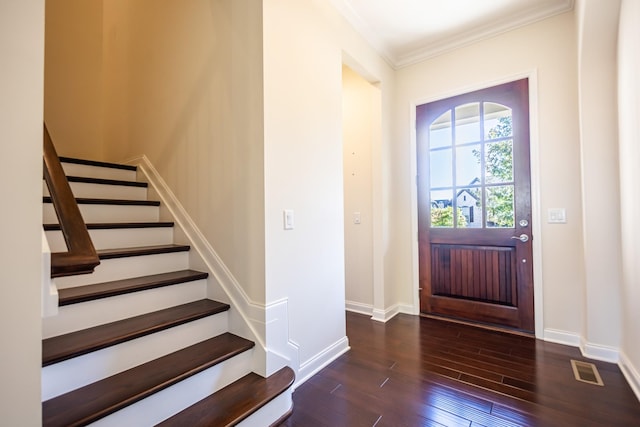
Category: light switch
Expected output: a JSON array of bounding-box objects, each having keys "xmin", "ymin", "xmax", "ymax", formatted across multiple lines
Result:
[
  {"xmin": 547, "ymin": 208, "xmax": 566, "ymax": 224},
  {"xmin": 283, "ymin": 209, "xmax": 294, "ymax": 230},
  {"xmin": 353, "ymin": 212, "xmax": 361, "ymax": 224}
]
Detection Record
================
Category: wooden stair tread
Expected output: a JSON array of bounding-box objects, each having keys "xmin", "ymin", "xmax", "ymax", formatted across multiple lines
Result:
[
  {"xmin": 58, "ymin": 270, "xmax": 209, "ymax": 306},
  {"xmin": 157, "ymin": 366, "xmax": 295, "ymax": 427},
  {"xmin": 43, "ymin": 196, "xmax": 160, "ymax": 206},
  {"xmin": 43, "ymin": 221, "xmax": 174, "ymax": 231},
  {"xmin": 43, "ymin": 333, "xmax": 254, "ymax": 427},
  {"xmin": 96, "ymin": 244, "xmax": 190, "ymax": 260},
  {"xmin": 66, "ymin": 175, "xmax": 148, "ymax": 188},
  {"xmin": 42, "ymin": 299, "xmax": 229, "ymax": 366},
  {"xmin": 59, "ymin": 156, "xmax": 137, "ymax": 171}
]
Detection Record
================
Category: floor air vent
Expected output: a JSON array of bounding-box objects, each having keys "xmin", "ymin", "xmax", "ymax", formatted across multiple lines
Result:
[{"xmin": 571, "ymin": 360, "xmax": 604, "ymax": 386}]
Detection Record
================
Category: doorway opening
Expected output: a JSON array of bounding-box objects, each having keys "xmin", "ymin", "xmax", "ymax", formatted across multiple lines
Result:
[{"xmin": 341, "ymin": 64, "xmax": 381, "ymax": 318}]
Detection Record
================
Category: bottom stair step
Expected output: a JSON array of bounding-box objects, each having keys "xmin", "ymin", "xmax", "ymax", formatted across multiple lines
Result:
[
  {"xmin": 157, "ymin": 366, "xmax": 295, "ymax": 427},
  {"xmin": 42, "ymin": 333, "xmax": 254, "ymax": 427}
]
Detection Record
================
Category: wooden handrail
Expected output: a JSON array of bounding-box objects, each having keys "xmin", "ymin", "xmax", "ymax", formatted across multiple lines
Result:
[{"xmin": 43, "ymin": 124, "xmax": 100, "ymax": 277}]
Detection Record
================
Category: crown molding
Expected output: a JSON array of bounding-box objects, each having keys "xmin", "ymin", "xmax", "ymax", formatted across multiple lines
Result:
[{"xmin": 330, "ymin": 0, "xmax": 575, "ymax": 70}]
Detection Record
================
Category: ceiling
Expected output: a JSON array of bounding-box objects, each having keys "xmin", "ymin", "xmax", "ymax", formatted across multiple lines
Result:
[{"xmin": 330, "ymin": 0, "xmax": 575, "ymax": 68}]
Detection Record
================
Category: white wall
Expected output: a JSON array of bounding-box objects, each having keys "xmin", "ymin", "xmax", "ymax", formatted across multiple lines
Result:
[
  {"xmin": 617, "ymin": 0, "xmax": 640, "ymax": 397},
  {"xmin": 342, "ymin": 65, "xmax": 377, "ymax": 313},
  {"xmin": 0, "ymin": 0, "xmax": 45, "ymax": 424},
  {"xmin": 45, "ymin": 0, "xmax": 104, "ymax": 160},
  {"xmin": 575, "ymin": 0, "xmax": 622, "ymax": 359},
  {"xmin": 396, "ymin": 12, "xmax": 586, "ymax": 338},
  {"xmin": 262, "ymin": 0, "xmax": 395, "ymax": 378}
]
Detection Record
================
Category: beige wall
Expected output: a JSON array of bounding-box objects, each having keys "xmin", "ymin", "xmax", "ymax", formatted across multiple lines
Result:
[
  {"xmin": 342, "ymin": 65, "xmax": 378, "ymax": 311},
  {"xmin": 102, "ymin": 0, "xmax": 267, "ymax": 304},
  {"xmin": 618, "ymin": 0, "xmax": 640, "ymax": 393},
  {"xmin": 396, "ymin": 12, "xmax": 585, "ymax": 337},
  {"xmin": 45, "ymin": 0, "xmax": 104, "ymax": 159},
  {"xmin": 0, "ymin": 0, "xmax": 44, "ymax": 424}
]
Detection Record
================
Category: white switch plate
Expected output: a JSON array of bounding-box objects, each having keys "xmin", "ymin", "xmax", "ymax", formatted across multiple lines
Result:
[
  {"xmin": 548, "ymin": 208, "xmax": 566, "ymax": 224},
  {"xmin": 283, "ymin": 209, "xmax": 294, "ymax": 230},
  {"xmin": 353, "ymin": 212, "xmax": 361, "ymax": 224}
]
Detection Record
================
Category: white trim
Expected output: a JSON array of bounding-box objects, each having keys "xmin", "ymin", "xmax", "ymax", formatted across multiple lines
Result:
[
  {"xmin": 544, "ymin": 328, "xmax": 621, "ymax": 365},
  {"xmin": 409, "ymin": 70, "xmax": 544, "ymax": 337},
  {"xmin": 329, "ymin": 0, "xmax": 574, "ymax": 69},
  {"xmin": 345, "ymin": 300, "xmax": 373, "ymax": 316},
  {"xmin": 129, "ymin": 155, "xmax": 271, "ymax": 371},
  {"xmin": 580, "ymin": 338, "xmax": 619, "ymax": 363},
  {"xmin": 544, "ymin": 328, "xmax": 582, "ymax": 347},
  {"xmin": 394, "ymin": 1, "xmax": 575, "ymax": 68},
  {"xmin": 371, "ymin": 303, "xmax": 414, "ymax": 323},
  {"xmin": 619, "ymin": 351, "xmax": 640, "ymax": 402},
  {"xmin": 528, "ymin": 70, "xmax": 545, "ymax": 340},
  {"xmin": 295, "ymin": 337, "xmax": 350, "ymax": 388},
  {"xmin": 264, "ymin": 298, "xmax": 300, "ymax": 377}
]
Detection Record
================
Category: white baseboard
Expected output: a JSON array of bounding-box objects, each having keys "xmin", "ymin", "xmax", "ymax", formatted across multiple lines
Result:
[
  {"xmin": 544, "ymin": 328, "xmax": 620, "ymax": 363},
  {"xmin": 543, "ymin": 328, "xmax": 582, "ymax": 347},
  {"xmin": 345, "ymin": 300, "xmax": 373, "ymax": 316},
  {"xmin": 371, "ymin": 303, "xmax": 414, "ymax": 323},
  {"xmin": 581, "ymin": 338, "xmax": 619, "ymax": 363},
  {"xmin": 619, "ymin": 351, "xmax": 640, "ymax": 402},
  {"xmin": 295, "ymin": 337, "xmax": 350, "ymax": 388},
  {"xmin": 346, "ymin": 301, "xmax": 412, "ymax": 321}
]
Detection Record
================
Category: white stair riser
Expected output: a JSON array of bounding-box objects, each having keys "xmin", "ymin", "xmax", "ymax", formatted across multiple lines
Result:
[
  {"xmin": 44, "ymin": 180, "xmax": 147, "ymax": 201},
  {"xmin": 238, "ymin": 390, "xmax": 293, "ymax": 427},
  {"xmin": 62, "ymin": 163, "xmax": 137, "ymax": 182},
  {"xmin": 46, "ymin": 227, "xmax": 174, "ymax": 252},
  {"xmin": 43, "ymin": 279, "xmax": 208, "ymax": 338},
  {"xmin": 89, "ymin": 350, "xmax": 253, "ymax": 427},
  {"xmin": 42, "ymin": 313, "xmax": 230, "ymax": 401},
  {"xmin": 44, "ymin": 203, "xmax": 159, "ymax": 224},
  {"xmin": 55, "ymin": 252, "xmax": 189, "ymax": 288}
]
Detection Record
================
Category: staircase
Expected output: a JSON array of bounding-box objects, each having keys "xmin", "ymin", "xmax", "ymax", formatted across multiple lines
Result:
[{"xmin": 42, "ymin": 157, "xmax": 294, "ymax": 426}]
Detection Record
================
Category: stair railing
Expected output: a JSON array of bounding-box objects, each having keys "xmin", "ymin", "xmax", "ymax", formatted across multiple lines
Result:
[{"xmin": 43, "ymin": 124, "xmax": 100, "ymax": 277}]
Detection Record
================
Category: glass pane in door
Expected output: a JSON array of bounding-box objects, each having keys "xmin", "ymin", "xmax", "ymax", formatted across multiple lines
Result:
[
  {"xmin": 486, "ymin": 185, "xmax": 515, "ymax": 228},
  {"xmin": 485, "ymin": 140, "xmax": 513, "ymax": 184},
  {"xmin": 455, "ymin": 103, "xmax": 480, "ymax": 144},
  {"xmin": 431, "ymin": 189, "xmax": 454, "ymax": 228}
]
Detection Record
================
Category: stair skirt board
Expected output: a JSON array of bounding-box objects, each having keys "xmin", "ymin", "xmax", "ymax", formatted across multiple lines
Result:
[
  {"xmin": 45, "ymin": 227, "xmax": 174, "ymax": 252},
  {"xmin": 55, "ymin": 252, "xmax": 189, "ymax": 288},
  {"xmin": 42, "ymin": 314, "xmax": 230, "ymax": 401},
  {"xmin": 86, "ymin": 351, "xmax": 253, "ymax": 427},
  {"xmin": 43, "ymin": 279, "xmax": 208, "ymax": 338},
  {"xmin": 61, "ymin": 162, "xmax": 137, "ymax": 182},
  {"xmin": 43, "ymin": 180, "xmax": 148, "ymax": 201},
  {"xmin": 43, "ymin": 203, "xmax": 159, "ymax": 224}
]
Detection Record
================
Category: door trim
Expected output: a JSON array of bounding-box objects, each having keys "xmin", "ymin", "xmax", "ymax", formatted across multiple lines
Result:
[{"xmin": 409, "ymin": 69, "xmax": 544, "ymax": 338}]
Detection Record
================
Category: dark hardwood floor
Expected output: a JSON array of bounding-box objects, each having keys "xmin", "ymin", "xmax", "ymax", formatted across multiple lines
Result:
[{"xmin": 282, "ymin": 312, "xmax": 640, "ymax": 426}]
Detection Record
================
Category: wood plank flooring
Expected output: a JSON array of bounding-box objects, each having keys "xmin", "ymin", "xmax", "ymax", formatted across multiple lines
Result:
[{"xmin": 282, "ymin": 312, "xmax": 640, "ymax": 426}]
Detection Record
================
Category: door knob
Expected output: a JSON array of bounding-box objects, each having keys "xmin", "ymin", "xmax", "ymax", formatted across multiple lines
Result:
[{"xmin": 511, "ymin": 234, "xmax": 529, "ymax": 243}]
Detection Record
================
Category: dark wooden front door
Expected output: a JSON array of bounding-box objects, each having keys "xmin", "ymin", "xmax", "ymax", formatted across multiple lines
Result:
[{"xmin": 416, "ymin": 79, "xmax": 534, "ymax": 332}]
